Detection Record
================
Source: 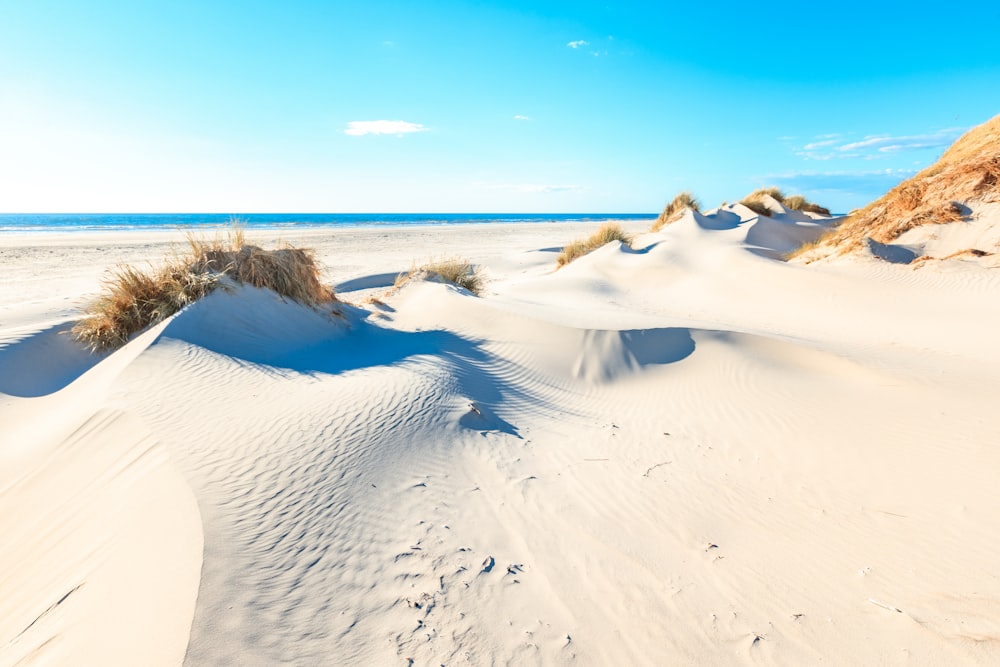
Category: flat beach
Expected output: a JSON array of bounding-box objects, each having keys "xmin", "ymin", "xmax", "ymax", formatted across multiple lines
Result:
[{"xmin": 4, "ymin": 207, "xmax": 1000, "ymax": 665}]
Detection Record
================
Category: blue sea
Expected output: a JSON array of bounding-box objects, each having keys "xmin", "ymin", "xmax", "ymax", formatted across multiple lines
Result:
[{"xmin": 0, "ymin": 213, "xmax": 655, "ymax": 233}]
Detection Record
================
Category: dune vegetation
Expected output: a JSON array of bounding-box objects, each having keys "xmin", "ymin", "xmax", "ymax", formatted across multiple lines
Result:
[
  {"xmin": 395, "ymin": 257, "xmax": 483, "ymax": 295},
  {"xmin": 72, "ymin": 228, "xmax": 335, "ymax": 352},
  {"xmin": 792, "ymin": 113, "xmax": 1000, "ymax": 260},
  {"xmin": 557, "ymin": 222, "xmax": 632, "ymax": 267},
  {"xmin": 783, "ymin": 194, "xmax": 832, "ymax": 216},
  {"xmin": 651, "ymin": 191, "xmax": 700, "ymax": 231},
  {"xmin": 739, "ymin": 187, "xmax": 785, "ymax": 217}
]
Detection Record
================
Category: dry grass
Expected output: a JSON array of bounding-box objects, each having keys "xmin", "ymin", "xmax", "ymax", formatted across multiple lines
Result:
[
  {"xmin": 557, "ymin": 222, "xmax": 632, "ymax": 268},
  {"xmin": 73, "ymin": 228, "xmax": 335, "ymax": 351},
  {"xmin": 651, "ymin": 191, "xmax": 700, "ymax": 231},
  {"xmin": 395, "ymin": 257, "xmax": 483, "ymax": 295},
  {"xmin": 744, "ymin": 187, "xmax": 785, "ymax": 203},
  {"xmin": 739, "ymin": 187, "xmax": 785, "ymax": 217},
  {"xmin": 739, "ymin": 199, "xmax": 773, "ymax": 217},
  {"xmin": 792, "ymin": 114, "xmax": 1000, "ymax": 261},
  {"xmin": 912, "ymin": 247, "xmax": 993, "ymax": 265},
  {"xmin": 187, "ymin": 233, "xmax": 334, "ymax": 307},
  {"xmin": 783, "ymin": 195, "xmax": 832, "ymax": 216}
]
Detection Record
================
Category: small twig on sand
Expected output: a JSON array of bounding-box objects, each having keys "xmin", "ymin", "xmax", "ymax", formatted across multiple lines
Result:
[
  {"xmin": 643, "ymin": 461, "xmax": 672, "ymax": 477},
  {"xmin": 868, "ymin": 598, "xmax": 903, "ymax": 613}
]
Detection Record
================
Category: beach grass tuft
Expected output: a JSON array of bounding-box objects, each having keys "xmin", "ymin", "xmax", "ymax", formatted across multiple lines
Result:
[
  {"xmin": 783, "ymin": 194, "xmax": 832, "ymax": 216},
  {"xmin": 651, "ymin": 191, "xmax": 700, "ymax": 231},
  {"xmin": 557, "ymin": 222, "xmax": 632, "ymax": 267},
  {"xmin": 395, "ymin": 257, "xmax": 483, "ymax": 295},
  {"xmin": 73, "ymin": 228, "xmax": 335, "ymax": 352},
  {"xmin": 739, "ymin": 187, "xmax": 785, "ymax": 217}
]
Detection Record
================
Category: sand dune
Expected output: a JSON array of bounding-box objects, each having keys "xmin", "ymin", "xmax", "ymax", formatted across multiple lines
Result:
[{"xmin": 3, "ymin": 211, "xmax": 1000, "ymax": 665}]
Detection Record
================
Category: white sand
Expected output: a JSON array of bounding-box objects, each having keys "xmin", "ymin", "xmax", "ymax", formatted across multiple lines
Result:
[{"xmin": 3, "ymin": 211, "xmax": 1000, "ymax": 665}]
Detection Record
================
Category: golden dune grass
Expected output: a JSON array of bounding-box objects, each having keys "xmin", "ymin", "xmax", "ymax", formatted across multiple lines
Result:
[
  {"xmin": 791, "ymin": 114, "xmax": 1000, "ymax": 260},
  {"xmin": 557, "ymin": 222, "xmax": 632, "ymax": 267},
  {"xmin": 783, "ymin": 194, "xmax": 832, "ymax": 216},
  {"xmin": 73, "ymin": 228, "xmax": 335, "ymax": 351},
  {"xmin": 651, "ymin": 191, "xmax": 700, "ymax": 231},
  {"xmin": 739, "ymin": 187, "xmax": 785, "ymax": 217},
  {"xmin": 395, "ymin": 257, "xmax": 483, "ymax": 295}
]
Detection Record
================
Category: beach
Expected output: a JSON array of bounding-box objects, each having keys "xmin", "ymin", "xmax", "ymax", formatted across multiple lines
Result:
[{"xmin": 3, "ymin": 210, "xmax": 1000, "ymax": 665}]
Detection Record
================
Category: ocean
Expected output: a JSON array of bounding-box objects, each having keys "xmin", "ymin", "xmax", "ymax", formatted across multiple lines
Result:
[{"xmin": 0, "ymin": 213, "xmax": 655, "ymax": 233}]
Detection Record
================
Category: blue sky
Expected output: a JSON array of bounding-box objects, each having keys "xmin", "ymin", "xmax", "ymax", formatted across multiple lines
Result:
[{"xmin": 2, "ymin": 0, "xmax": 999, "ymax": 214}]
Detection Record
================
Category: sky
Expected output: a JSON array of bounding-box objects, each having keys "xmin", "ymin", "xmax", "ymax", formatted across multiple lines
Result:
[{"xmin": 2, "ymin": 0, "xmax": 999, "ymax": 214}]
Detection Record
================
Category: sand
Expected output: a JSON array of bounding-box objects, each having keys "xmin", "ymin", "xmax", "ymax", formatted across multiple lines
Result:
[{"xmin": 3, "ymin": 210, "xmax": 1000, "ymax": 665}]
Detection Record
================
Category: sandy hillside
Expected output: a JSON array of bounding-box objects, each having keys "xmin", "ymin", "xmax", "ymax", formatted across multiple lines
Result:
[
  {"xmin": 796, "ymin": 113, "xmax": 1000, "ymax": 264},
  {"xmin": 3, "ymin": 208, "xmax": 1000, "ymax": 666}
]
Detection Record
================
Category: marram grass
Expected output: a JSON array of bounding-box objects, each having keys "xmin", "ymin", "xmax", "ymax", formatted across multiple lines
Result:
[
  {"xmin": 651, "ymin": 191, "xmax": 700, "ymax": 231},
  {"xmin": 557, "ymin": 222, "xmax": 632, "ymax": 267},
  {"xmin": 395, "ymin": 257, "xmax": 484, "ymax": 295},
  {"xmin": 73, "ymin": 229, "xmax": 335, "ymax": 352}
]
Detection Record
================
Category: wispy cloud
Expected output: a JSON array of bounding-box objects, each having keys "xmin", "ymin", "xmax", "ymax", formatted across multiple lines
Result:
[
  {"xmin": 513, "ymin": 114, "xmax": 532, "ymax": 121},
  {"xmin": 767, "ymin": 168, "xmax": 917, "ymax": 193},
  {"xmin": 484, "ymin": 182, "xmax": 583, "ymax": 194},
  {"xmin": 343, "ymin": 120, "xmax": 427, "ymax": 137},
  {"xmin": 839, "ymin": 130, "xmax": 963, "ymax": 154},
  {"xmin": 795, "ymin": 127, "xmax": 965, "ymax": 160},
  {"xmin": 567, "ymin": 40, "xmax": 589, "ymax": 49},
  {"xmin": 802, "ymin": 138, "xmax": 839, "ymax": 151},
  {"xmin": 519, "ymin": 184, "xmax": 581, "ymax": 193}
]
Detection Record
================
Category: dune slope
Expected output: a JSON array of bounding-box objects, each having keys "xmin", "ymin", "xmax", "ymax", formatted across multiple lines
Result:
[{"xmin": 797, "ymin": 113, "xmax": 1000, "ymax": 262}]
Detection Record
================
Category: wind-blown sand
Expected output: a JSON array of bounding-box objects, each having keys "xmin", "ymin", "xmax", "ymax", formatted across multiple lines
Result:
[{"xmin": 3, "ymin": 211, "xmax": 1000, "ymax": 665}]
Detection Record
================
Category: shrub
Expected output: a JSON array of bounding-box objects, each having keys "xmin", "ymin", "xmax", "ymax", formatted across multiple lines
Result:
[
  {"xmin": 395, "ymin": 257, "xmax": 483, "ymax": 295},
  {"xmin": 651, "ymin": 191, "xmax": 700, "ymax": 231},
  {"xmin": 557, "ymin": 222, "xmax": 632, "ymax": 267},
  {"xmin": 73, "ymin": 228, "xmax": 335, "ymax": 351}
]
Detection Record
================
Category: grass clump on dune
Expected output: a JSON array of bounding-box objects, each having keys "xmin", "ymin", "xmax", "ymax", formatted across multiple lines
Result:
[
  {"xmin": 557, "ymin": 222, "xmax": 632, "ymax": 268},
  {"xmin": 187, "ymin": 230, "xmax": 334, "ymax": 306},
  {"xmin": 783, "ymin": 194, "xmax": 832, "ymax": 216},
  {"xmin": 739, "ymin": 187, "xmax": 785, "ymax": 217},
  {"xmin": 73, "ymin": 228, "xmax": 335, "ymax": 352},
  {"xmin": 395, "ymin": 257, "xmax": 483, "ymax": 295},
  {"xmin": 651, "ymin": 191, "xmax": 700, "ymax": 231}
]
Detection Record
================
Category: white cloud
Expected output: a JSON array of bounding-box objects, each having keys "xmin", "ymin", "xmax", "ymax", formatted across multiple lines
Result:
[
  {"xmin": 767, "ymin": 168, "xmax": 917, "ymax": 193},
  {"xmin": 344, "ymin": 120, "xmax": 427, "ymax": 137},
  {"xmin": 802, "ymin": 139, "xmax": 839, "ymax": 150},
  {"xmin": 567, "ymin": 40, "xmax": 589, "ymax": 49},
  {"xmin": 481, "ymin": 182, "xmax": 583, "ymax": 194},
  {"xmin": 513, "ymin": 114, "xmax": 532, "ymax": 121},
  {"xmin": 795, "ymin": 127, "xmax": 965, "ymax": 161}
]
